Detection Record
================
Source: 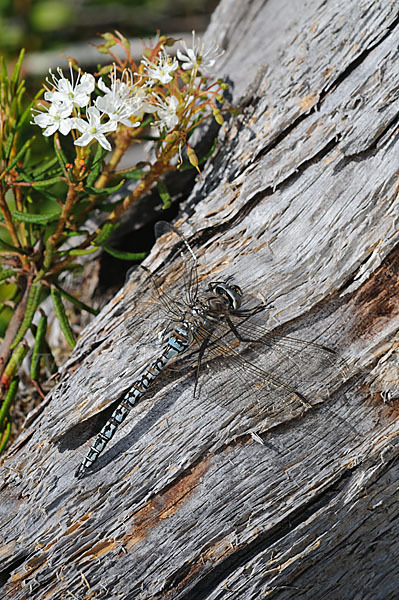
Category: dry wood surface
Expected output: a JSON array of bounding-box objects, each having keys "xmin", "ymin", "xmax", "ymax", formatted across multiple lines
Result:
[{"xmin": 1, "ymin": 1, "xmax": 399, "ymax": 599}]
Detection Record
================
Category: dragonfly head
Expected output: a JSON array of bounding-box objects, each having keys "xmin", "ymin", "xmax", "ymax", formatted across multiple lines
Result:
[{"xmin": 209, "ymin": 281, "xmax": 243, "ymax": 311}]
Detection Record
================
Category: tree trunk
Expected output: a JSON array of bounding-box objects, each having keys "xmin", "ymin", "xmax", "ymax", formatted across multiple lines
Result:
[{"xmin": 1, "ymin": 1, "xmax": 399, "ymax": 599}]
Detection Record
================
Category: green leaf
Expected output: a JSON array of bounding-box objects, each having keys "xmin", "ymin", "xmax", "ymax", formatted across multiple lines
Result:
[
  {"xmin": 34, "ymin": 238, "xmax": 55, "ymax": 282},
  {"xmin": 0, "ymin": 421, "xmax": 11, "ymax": 454},
  {"xmin": 121, "ymin": 168, "xmax": 145, "ymax": 180},
  {"xmin": 157, "ymin": 181, "xmax": 172, "ymax": 209},
  {"xmin": 101, "ymin": 244, "xmax": 147, "ymax": 261},
  {"xmin": 13, "ymin": 171, "xmax": 31, "ymax": 183},
  {"xmin": 200, "ymin": 137, "xmax": 218, "ymax": 162},
  {"xmin": 54, "ymin": 283, "xmax": 99, "ymax": 316},
  {"xmin": 64, "ymin": 230, "xmax": 89, "ymax": 237},
  {"xmin": 139, "ymin": 117, "xmax": 154, "ymax": 128},
  {"xmin": 4, "ymin": 133, "xmax": 14, "ymax": 162},
  {"xmin": 0, "ymin": 238, "xmax": 29, "ymax": 255},
  {"xmin": 1, "ymin": 345, "xmax": 28, "ymax": 386},
  {"xmin": 0, "ymin": 377, "xmax": 19, "ymax": 452},
  {"xmin": 93, "ymin": 221, "xmax": 118, "ymax": 246},
  {"xmin": 15, "ymin": 79, "xmax": 26, "ymax": 98},
  {"xmin": 31, "ymin": 156, "xmax": 60, "ymax": 178},
  {"xmin": 30, "ymin": 315, "xmax": 47, "ymax": 380},
  {"xmin": 0, "ymin": 56, "xmax": 7, "ymax": 87},
  {"xmin": 51, "ymin": 287, "xmax": 75, "ymax": 348},
  {"xmin": 53, "ymin": 135, "xmax": 68, "ymax": 171},
  {"xmin": 10, "ymin": 95, "xmax": 18, "ymax": 121},
  {"xmin": 67, "ymin": 247, "xmax": 99, "ymax": 256},
  {"xmin": 0, "ymin": 378, "xmax": 19, "ymax": 422},
  {"xmin": 11, "ymin": 285, "xmax": 43, "ymax": 348},
  {"xmin": 12, "ymin": 209, "xmax": 61, "ymax": 225},
  {"xmin": 31, "ymin": 175, "xmax": 65, "ymax": 189},
  {"xmin": 10, "ymin": 49, "xmax": 25, "ymax": 89},
  {"xmin": 86, "ymin": 144, "xmax": 107, "ymax": 187},
  {"xmin": 5, "ymin": 139, "xmax": 32, "ymax": 173},
  {"xmin": 0, "ymin": 269, "xmax": 16, "ymax": 282},
  {"xmin": 86, "ymin": 179, "xmax": 125, "ymax": 195},
  {"xmin": 18, "ymin": 89, "xmax": 44, "ymax": 128},
  {"xmin": 34, "ymin": 189, "xmax": 61, "ymax": 204}
]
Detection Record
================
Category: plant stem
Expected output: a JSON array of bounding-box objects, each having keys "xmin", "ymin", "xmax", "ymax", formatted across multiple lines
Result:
[
  {"xmin": 0, "ymin": 183, "xmax": 27, "ymax": 268},
  {"xmin": 0, "ymin": 273, "xmax": 31, "ymax": 384}
]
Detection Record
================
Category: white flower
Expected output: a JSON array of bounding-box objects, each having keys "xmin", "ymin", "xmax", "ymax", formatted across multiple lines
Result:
[
  {"xmin": 74, "ymin": 106, "xmax": 117, "ymax": 151},
  {"xmin": 177, "ymin": 31, "xmax": 222, "ymax": 76},
  {"xmin": 130, "ymin": 85, "xmax": 158, "ymax": 116},
  {"xmin": 44, "ymin": 64, "xmax": 95, "ymax": 111},
  {"xmin": 96, "ymin": 76, "xmax": 136, "ymax": 127},
  {"xmin": 141, "ymin": 49, "xmax": 178, "ymax": 84},
  {"xmin": 95, "ymin": 67, "xmax": 156, "ymax": 128},
  {"xmin": 96, "ymin": 68, "xmax": 138, "ymax": 126},
  {"xmin": 31, "ymin": 102, "xmax": 74, "ymax": 136},
  {"xmin": 151, "ymin": 95, "xmax": 179, "ymax": 132}
]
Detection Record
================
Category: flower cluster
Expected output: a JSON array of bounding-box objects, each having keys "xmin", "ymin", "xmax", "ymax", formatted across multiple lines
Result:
[
  {"xmin": 32, "ymin": 66, "xmax": 152, "ymax": 150},
  {"xmin": 32, "ymin": 33, "xmax": 223, "ymax": 152},
  {"xmin": 0, "ymin": 33, "xmax": 228, "ymax": 429}
]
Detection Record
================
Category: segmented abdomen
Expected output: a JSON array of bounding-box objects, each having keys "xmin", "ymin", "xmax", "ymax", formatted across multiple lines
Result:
[{"xmin": 75, "ymin": 326, "xmax": 192, "ymax": 478}]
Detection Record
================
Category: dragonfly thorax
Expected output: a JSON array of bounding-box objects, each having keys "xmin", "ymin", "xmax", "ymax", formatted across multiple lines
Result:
[
  {"xmin": 163, "ymin": 323, "xmax": 194, "ymax": 353},
  {"xmin": 185, "ymin": 282, "xmax": 243, "ymax": 329}
]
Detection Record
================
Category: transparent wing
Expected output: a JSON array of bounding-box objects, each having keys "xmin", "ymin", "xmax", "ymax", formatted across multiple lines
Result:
[
  {"xmin": 120, "ymin": 222, "xmax": 348, "ymax": 429},
  {"xmin": 123, "ymin": 221, "xmax": 200, "ymax": 339},
  {"xmin": 188, "ymin": 312, "xmax": 350, "ymax": 424},
  {"xmin": 210, "ymin": 314, "xmax": 349, "ymax": 386},
  {"xmin": 153, "ymin": 221, "xmax": 199, "ymax": 306},
  {"xmin": 232, "ymin": 317, "xmax": 349, "ymax": 380}
]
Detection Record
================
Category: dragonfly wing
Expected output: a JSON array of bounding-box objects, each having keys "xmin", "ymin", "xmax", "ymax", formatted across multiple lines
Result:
[
  {"xmin": 154, "ymin": 221, "xmax": 199, "ymax": 306},
  {"xmin": 192, "ymin": 318, "xmax": 348, "ymax": 425},
  {"xmin": 227, "ymin": 317, "xmax": 350, "ymax": 386},
  {"xmin": 123, "ymin": 222, "xmax": 200, "ymax": 339}
]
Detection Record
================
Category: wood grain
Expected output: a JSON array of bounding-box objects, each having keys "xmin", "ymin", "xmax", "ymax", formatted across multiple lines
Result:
[{"xmin": 1, "ymin": 1, "xmax": 398, "ymax": 599}]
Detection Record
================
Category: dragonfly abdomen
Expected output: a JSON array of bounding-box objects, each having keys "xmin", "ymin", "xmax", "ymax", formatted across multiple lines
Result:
[{"xmin": 75, "ymin": 324, "xmax": 193, "ymax": 479}]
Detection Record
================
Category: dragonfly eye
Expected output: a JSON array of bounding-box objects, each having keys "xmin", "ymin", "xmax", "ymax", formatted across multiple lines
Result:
[{"xmin": 211, "ymin": 282, "xmax": 243, "ymax": 310}]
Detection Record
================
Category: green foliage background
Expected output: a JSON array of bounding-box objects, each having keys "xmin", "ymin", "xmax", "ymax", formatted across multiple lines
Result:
[{"xmin": 0, "ymin": 0, "xmax": 217, "ymax": 63}]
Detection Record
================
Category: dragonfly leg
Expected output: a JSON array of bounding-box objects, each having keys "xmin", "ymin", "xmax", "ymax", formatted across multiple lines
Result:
[
  {"xmin": 193, "ymin": 335, "xmax": 212, "ymax": 396},
  {"xmin": 225, "ymin": 315, "xmax": 260, "ymax": 343}
]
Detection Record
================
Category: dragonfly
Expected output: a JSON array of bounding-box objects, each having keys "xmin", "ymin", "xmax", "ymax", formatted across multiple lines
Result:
[{"xmin": 75, "ymin": 222, "xmax": 349, "ymax": 478}]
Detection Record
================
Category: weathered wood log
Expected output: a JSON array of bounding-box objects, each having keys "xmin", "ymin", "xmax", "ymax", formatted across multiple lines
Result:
[{"xmin": 1, "ymin": 1, "xmax": 399, "ymax": 599}]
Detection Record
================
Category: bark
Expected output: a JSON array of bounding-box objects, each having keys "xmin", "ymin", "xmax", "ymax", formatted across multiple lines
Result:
[{"xmin": 1, "ymin": 1, "xmax": 399, "ymax": 599}]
